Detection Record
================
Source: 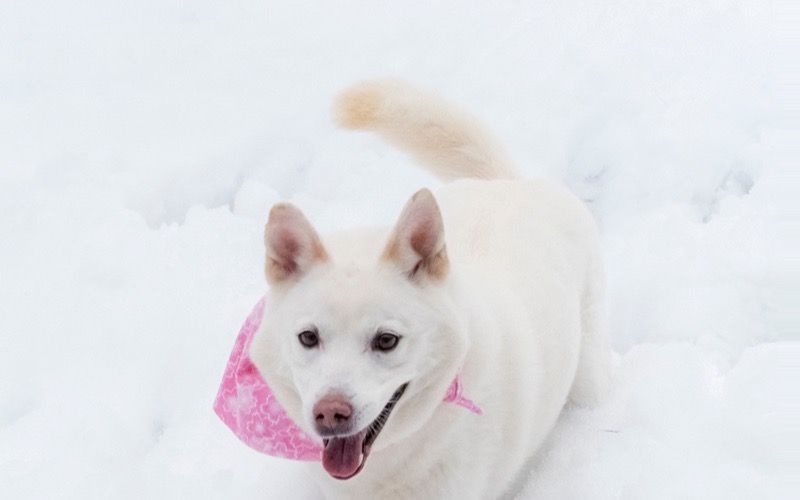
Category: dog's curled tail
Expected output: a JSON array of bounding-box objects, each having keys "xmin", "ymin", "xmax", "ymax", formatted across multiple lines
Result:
[{"xmin": 334, "ymin": 78, "xmax": 518, "ymax": 181}]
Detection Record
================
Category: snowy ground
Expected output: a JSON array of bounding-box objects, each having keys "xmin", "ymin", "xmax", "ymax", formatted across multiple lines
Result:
[{"xmin": 1, "ymin": 1, "xmax": 795, "ymax": 498}]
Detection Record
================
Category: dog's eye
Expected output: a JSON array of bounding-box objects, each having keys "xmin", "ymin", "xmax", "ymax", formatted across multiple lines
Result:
[
  {"xmin": 298, "ymin": 330, "xmax": 319, "ymax": 348},
  {"xmin": 372, "ymin": 332, "xmax": 400, "ymax": 352}
]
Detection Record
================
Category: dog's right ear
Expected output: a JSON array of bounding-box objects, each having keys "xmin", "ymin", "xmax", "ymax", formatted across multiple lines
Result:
[
  {"xmin": 382, "ymin": 188, "xmax": 449, "ymax": 282},
  {"xmin": 264, "ymin": 203, "xmax": 328, "ymax": 285}
]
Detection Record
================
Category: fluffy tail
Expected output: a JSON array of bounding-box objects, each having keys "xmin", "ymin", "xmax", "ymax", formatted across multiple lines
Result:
[{"xmin": 334, "ymin": 78, "xmax": 518, "ymax": 181}]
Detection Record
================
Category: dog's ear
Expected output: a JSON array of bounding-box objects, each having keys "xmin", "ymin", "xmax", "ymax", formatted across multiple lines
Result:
[
  {"xmin": 264, "ymin": 203, "xmax": 328, "ymax": 285},
  {"xmin": 382, "ymin": 188, "xmax": 448, "ymax": 282}
]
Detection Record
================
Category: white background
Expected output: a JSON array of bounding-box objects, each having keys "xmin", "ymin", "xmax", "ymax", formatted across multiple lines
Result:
[{"xmin": 1, "ymin": 1, "xmax": 795, "ymax": 498}]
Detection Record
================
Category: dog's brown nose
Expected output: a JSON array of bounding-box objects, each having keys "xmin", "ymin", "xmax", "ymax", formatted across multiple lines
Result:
[{"xmin": 313, "ymin": 394, "xmax": 353, "ymax": 435}]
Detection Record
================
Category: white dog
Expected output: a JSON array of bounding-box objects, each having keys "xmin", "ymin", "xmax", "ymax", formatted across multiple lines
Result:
[{"xmin": 249, "ymin": 79, "xmax": 610, "ymax": 499}]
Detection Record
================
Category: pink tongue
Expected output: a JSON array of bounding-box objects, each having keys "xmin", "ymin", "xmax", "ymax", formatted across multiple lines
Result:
[{"xmin": 322, "ymin": 430, "xmax": 368, "ymax": 479}]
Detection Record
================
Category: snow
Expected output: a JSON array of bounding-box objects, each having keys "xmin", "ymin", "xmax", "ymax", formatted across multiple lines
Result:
[{"xmin": 0, "ymin": 1, "xmax": 794, "ymax": 498}]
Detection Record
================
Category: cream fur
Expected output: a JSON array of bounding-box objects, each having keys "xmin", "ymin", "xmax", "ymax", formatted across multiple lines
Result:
[
  {"xmin": 249, "ymin": 79, "xmax": 610, "ymax": 499},
  {"xmin": 334, "ymin": 78, "xmax": 518, "ymax": 181}
]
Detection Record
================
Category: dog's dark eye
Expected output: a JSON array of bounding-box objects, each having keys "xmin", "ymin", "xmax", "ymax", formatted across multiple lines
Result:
[
  {"xmin": 372, "ymin": 332, "xmax": 400, "ymax": 352},
  {"xmin": 298, "ymin": 330, "xmax": 319, "ymax": 348}
]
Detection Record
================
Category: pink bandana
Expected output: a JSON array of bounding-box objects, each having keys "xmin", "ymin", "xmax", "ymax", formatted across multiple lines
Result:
[{"xmin": 214, "ymin": 298, "xmax": 481, "ymax": 461}]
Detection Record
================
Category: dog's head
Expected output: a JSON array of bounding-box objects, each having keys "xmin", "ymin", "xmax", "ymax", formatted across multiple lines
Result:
[{"xmin": 249, "ymin": 189, "xmax": 467, "ymax": 480}]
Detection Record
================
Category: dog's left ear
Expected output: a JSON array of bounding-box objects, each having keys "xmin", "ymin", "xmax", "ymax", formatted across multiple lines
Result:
[
  {"xmin": 382, "ymin": 188, "xmax": 449, "ymax": 282},
  {"xmin": 264, "ymin": 203, "xmax": 328, "ymax": 285}
]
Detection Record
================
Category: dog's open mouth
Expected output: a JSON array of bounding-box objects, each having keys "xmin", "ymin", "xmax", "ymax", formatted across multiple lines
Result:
[{"xmin": 321, "ymin": 383, "xmax": 408, "ymax": 480}]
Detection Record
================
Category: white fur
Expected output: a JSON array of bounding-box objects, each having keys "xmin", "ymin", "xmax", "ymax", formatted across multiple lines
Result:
[{"xmin": 250, "ymin": 79, "xmax": 610, "ymax": 499}]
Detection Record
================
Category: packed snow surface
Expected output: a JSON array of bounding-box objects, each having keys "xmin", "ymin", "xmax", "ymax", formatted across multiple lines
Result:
[{"xmin": 1, "ymin": 1, "xmax": 794, "ymax": 498}]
